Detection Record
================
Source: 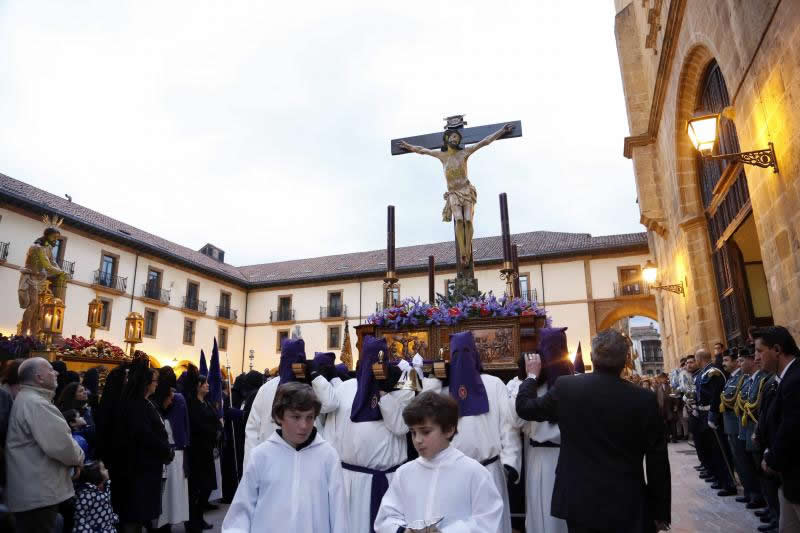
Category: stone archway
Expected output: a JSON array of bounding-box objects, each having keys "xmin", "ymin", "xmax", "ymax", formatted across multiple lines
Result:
[{"xmin": 595, "ymin": 298, "xmax": 659, "ymax": 332}]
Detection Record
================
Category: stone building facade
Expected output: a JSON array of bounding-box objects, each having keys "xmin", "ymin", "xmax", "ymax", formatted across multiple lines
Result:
[
  {"xmin": 1, "ymin": 173, "xmax": 655, "ymax": 374},
  {"xmin": 614, "ymin": 0, "xmax": 800, "ymax": 368}
]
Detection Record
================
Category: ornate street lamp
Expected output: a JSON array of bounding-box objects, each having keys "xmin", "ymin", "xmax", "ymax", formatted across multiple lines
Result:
[
  {"xmin": 642, "ymin": 260, "xmax": 684, "ymax": 296},
  {"xmin": 124, "ymin": 311, "xmax": 144, "ymax": 356},
  {"xmin": 687, "ymin": 111, "xmax": 778, "ymax": 173},
  {"xmin": 87, "ymin": 297, "xmax": 103, "ymax": 340}
]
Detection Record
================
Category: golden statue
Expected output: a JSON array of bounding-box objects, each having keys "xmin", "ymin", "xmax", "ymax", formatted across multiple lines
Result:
[
  {"xmin": 18, "ymin": 215, "xmax": 69, "ymax": 336},
  {"xmin": 340, "ymin": 320, "xmax": 353, "ymax": 370}
]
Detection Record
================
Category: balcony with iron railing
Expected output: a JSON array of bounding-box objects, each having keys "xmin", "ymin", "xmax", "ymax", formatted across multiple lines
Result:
[
  {"xmin": 93, "ymin": 270, "xmax": 127, "ymax": 293},
  {"xmin": 505, "ymin": 288, "xmax": 539, "ymax": 303},
  {"xmin": 270, "ymin": 309, "xmax": 295, "ymax": 323},
  {"xmin": 613, "ymin": 281, "xmax": 650, "ymax": 298},
  {"xmin": 217, "ymin": 306, "xmax": 238, "ymax": 322},
  {"xmin": 58, "ymin": 259, "xmax": 75, "ymax": 278},
  {"xmin": 320, "ymin": 305, "xmax": 347, "ymax": 320},
  {"xmin": 0, "ymin": 242, "xmax": 9, "ymax": 262},
  {"xmin": 142, "ymin": 282, "xmax": 171, "ymax": 305},
  {"xmin": 182, "ymin": 296, "xmax": 207, "ymax": 315}
]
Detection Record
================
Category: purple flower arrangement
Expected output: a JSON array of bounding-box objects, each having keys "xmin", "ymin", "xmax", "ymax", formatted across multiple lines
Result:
[{"xmin": 367, "ymin": 293, "xmax": 550, "ymax": 329}]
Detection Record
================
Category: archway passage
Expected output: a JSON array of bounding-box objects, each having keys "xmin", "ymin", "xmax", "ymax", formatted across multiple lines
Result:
[{"xmin": 595, "ymin": 299, "xmax": 658, "ymax": 332}]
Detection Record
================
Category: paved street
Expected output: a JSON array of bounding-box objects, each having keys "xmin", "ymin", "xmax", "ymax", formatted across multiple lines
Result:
[{"xmin": 668, "ymin": 441, "xmax": 764, "ymax": 533}]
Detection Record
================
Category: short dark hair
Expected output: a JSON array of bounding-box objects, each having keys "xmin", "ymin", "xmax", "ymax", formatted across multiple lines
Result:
[
  {"xmin": 1, "ymin": 359, "xmax": 23, "ymax": 385},
  {"xmin": 752, "ymin": 326, "xmax": 800, "ymax": 357},
  {"xmin": 679, "ymin": 357, "xmax": 687, "ymax": 365},
  {"xmin": 722, "ymin": 350, "xmax": 736, "ymax": 361},
  {"xmin": 714, "ymin": 342, "xmax": 725, "ymax": 349},
  {"xmin": 271, "ymin": 382, "xmax": 321, "ymax": 424},
  {"xmin": 685, "ymin": 354, "xmax": 695, "ymax": 361},
  {"xmin": 79, "ymin": 461, "xmax": 105, "ymax": 485},
  {"xmin": 402, "ymin": 391, "xmax": 459, "ymax": 439},
  {"xmin": 590, "ymin": 329, "xmax": 629, "ymax": 373}
]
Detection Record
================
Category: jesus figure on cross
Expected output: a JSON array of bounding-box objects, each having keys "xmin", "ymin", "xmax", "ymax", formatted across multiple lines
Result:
[{"xmin": 398, "ymin": 123, "xmax": 513, "ymax": 268}]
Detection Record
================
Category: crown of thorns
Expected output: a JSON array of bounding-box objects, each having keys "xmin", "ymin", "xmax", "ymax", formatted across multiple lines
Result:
[{"xmin": 42, "ymin": 214, "xmax": 64, "ymax": 233}]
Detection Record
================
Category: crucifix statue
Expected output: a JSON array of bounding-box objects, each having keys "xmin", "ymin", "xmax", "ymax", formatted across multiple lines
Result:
[{"xmin": 392, "ymin": 115, "xmax": 522, "ymax": 299}]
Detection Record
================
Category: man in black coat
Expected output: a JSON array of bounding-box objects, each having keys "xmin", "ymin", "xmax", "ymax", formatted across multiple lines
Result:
[
  {"xmin": 515, "ymin": 328, "xmax": 671, "ymax": 533},
  {"xmin": 754, "ymin": 326, "xmax": 800, "ymax": 531}
]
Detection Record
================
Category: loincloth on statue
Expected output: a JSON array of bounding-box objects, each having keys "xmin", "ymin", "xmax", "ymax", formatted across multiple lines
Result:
[{"xmin": 442, "ymin": 185, "xmax": 477, "ymax": 222}]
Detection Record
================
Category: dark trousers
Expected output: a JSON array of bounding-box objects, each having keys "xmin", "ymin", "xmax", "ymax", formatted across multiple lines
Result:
[
  {"xmin": 568, "ymin": 521, "xmax": 615, "ymax": 533},
  {"xmin": 689, "ymin": 415, "xmax": 711, "ymax": 468},
  {"xmin": 754, "ymin": 450, "xmax": 781, "ymax": 521},
  {"xmin": 704, "ymin": 426, "xmax": 735, "ymax": 489},
  {"xmin": 727, "ymin": 434, "xmax": 760, "ymax": 500},
  {"xmin": 13, "ymin": 504, "xmax": 59, "ymax": 533},
  {"xmin": 188, "ymin": 479, "xmax": 212, "ymax": 531}
]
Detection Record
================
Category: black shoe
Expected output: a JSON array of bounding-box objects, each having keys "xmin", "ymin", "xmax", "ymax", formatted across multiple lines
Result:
[
  {"xmin": 747, "ymin": 500, "xmax": 767, "ymax": 509},
  {"xmin": 202, "ymin": 521, "xmax": 213, "ymax": 530},
  {"xmin": 693, "ymin": 465, "xmax": 704, "ymax": 470},
  {"xmin": 711, "ymin": 483, "xmax": 722, "ymax": 489},
  {"xmin": 717, "ymin": 488, "xmax": 737, "ymax": 497},
  {"xmin": 705, "ymin": 477, "xmax": 717, "ymax": 484},
  {"xmin": 699, "ymin": 472, "xmax": 714, "ymax": 479},
  {"xmin": 735, "ymin": 495, "xmax": 749, "ymax": 503},
  {"xmin": 755, "ymin": 509, "xmax": 771, "ymax": 517},
  {"xmin": 761, "ymin": 514, "xmax": 774, "ymax": 523},
  {"xmin": 757, "ymin": 521, "xmax": 778, "ymax": 532}
]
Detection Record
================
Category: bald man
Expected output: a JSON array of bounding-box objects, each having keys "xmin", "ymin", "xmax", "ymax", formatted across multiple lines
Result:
[{"xmin": 6, "ymin": 357, "xmax": 84, "ymax": 531}]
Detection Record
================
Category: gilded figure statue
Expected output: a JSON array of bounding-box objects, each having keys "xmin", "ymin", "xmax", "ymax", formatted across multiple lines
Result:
[
  {"xmin": 18, "ymin": 215, "xmax": 68, "ymax": 336},
  {"xmin": 398, "ymin": 123, "xmax": 513, "ymax": 267}
]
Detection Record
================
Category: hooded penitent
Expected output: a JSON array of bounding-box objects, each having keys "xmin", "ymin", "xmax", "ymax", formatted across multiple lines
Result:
[
  {"xmin": 334, "ymin": 363, "xmax": 351, "ymax": 381},
  {"xmin": 278, "ymin": 338, "xmax": 307, "ymax": 385},
  {"xmin": 350, "ymin": 335, "xmax": 386, "ymax": 422},
  {"xmin": 538, "ymin": 327, "xmax": 573, "ymax": 388},
  {"xmin": 313, "ymin": 352, "xmax": 336, "ymax": 371},
  {"xmin": 448, "ymin": 331, "xmax": 489, "ymax": 417}
]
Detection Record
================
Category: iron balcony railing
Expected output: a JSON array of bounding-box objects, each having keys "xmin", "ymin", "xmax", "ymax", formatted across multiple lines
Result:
[
  {"xmin": 182, "ymin": 296, "xmax": 207, "ymax": 314},
  {"xmin": 93, "ymin": 270, "xmax": 127, "ymax": 292},
  {"xmin": 0, "ymin": 241, "xmax": 9, "ymax": 262},
  {"xmin": 142, "ymin": 282, "xmax": 171, "ymax": 304},
  {"xmin": 613, "ymin": 281, "xmax": 650, "ymax": 298},
  {"xmin": 58, "ymin": 259, "xmax": 75, "ymax": 277},
  {"xmin": 506, "ymin": 289, "xmax": 539, "ymax": 303},
  {"xmin": 270, "ymin": 309, "xmax": 295, "ymax": 322},
  {"xmin": 320, "ymin": 305, "xmax": 346, "ymax": 319},
  {"xmin": 217, "ymin": 306, "xmax": 238, "ymax": 321}
]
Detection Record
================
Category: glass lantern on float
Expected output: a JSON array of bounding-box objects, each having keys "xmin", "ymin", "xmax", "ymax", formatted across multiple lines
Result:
[
  {"xmin": 87, "ymin": 297, "xmax": 103, "ymax": 339},
  {"xmin": 39, "ymin": 292, "xmax": 65, "ymax": 347},
  {"xmin": 124, "ymin": 311, "xmax": 144, "ymax": 356}
]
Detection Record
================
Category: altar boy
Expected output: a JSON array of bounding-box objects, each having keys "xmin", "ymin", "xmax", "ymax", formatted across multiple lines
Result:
[
  {"xmin": 375, "ymin": 392, "xmax": 503, "ymax": 533},
  {"xmin": 222, "ymin": 382, "xmax": 349, "ymax": 532}
]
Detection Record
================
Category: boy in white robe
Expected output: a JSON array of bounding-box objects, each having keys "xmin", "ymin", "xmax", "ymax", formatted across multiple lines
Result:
[
  {"xmin": 243, "ymin": 338, "xmax": 338, "ymax": 467},
  {"xmin": 375, "ymin": 391, "xmax": 503, "ymax": 533},
  {"xmin": 510, "ymin": 328, "xmax": 572, "ymax": 533},
  {"xmin": 425, "ymin": 331, "xmax": 521, "ymax": 533},
  {"xmin": 324, "ymin": 335, "xmax": 414, "ymax": 532},
  {"xmin": 222, "ymin": 382, "xmax": 349, "ymax": 533}
]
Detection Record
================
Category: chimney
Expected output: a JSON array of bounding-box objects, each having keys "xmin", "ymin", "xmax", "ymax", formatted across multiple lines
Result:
[{"xmin": 199, "ymin": 243, "xmax": 225, "ymax": 263}]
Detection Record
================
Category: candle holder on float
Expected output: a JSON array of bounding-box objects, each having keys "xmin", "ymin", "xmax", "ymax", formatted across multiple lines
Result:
[
  {"xmin": 124, "ymin": 311, "xmax": 144, "ymax": 356},
  {"xmin": 87, "ymin": 297, "xmax": 103, "ymax": 340},
  {"xmin": 38, "ymin": 284, "xmax": 65, "ymax": 348}
]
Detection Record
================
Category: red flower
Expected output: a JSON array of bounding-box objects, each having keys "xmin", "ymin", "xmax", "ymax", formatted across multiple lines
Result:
[
  {"xmin": 479, "ymin": 307, "xmax": 490, "ymax": 317},
  {"xmin": 448, "ymin": 308, "xmax": 460, "ymax": 317},
  {"xmin": 521, "ymin": 309, "xmax": 534, "ymax": 316},
  {"xmin": 426, "ymin": 308, "xmax": 434, "ymax": 317}
]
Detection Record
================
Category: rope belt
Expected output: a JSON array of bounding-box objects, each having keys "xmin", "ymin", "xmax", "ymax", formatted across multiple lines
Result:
[
  {"xmin": 481, "ymin": 455, "xmax": 500, "ymax": 467},
  {"xmin": 529, "ymin": 439, "xmax": 560, "ymax": 448}
]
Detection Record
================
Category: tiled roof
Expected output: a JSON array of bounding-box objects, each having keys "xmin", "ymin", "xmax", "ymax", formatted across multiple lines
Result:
[{"xmin": 1, "ymin": 172, "xmax": 648, "ymax": 288}]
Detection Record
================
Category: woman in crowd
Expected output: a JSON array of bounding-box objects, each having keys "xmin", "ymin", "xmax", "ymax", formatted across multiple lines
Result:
[
  {"xmin": 152, "ymin": 379, "xmax": 190, "ymax": 532},
  {"xmin": 0, "ymin": 358, "xmax": 23, "ymax": 399},
  {"xmin": 185, "ymin": 365, "xmax": 221, "ymax": 532},
  {"xmin": 57, "ymin": 382, "xmax": 96, "ymax": 457},
  {"xmin": 114, "ymin": 360, "xmax": 174, "ymax": 533}
]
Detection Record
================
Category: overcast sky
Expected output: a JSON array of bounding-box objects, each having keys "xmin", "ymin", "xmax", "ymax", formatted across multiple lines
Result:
[{"xmin": 0, "ymin": 1, "xmax": 640, "ymax": 266}]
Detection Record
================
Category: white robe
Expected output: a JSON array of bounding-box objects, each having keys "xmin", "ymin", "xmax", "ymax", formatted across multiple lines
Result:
[
  {"xmin": 323, "ymin": 379, "xmax": 413, "ymax": 533},
  {"xmin": 375, "ymin": 445, "xmax": 503, "ymax": 533},
  {"xmin": 243, "ymin": 375, "xmax": 338, "ymax": 468},
  {"xmin": 155, "ymin": 419, "xmax": 190, "ymax": 527},
  {"xmin": 222, "ymin": 431, "xmax": 349, "ymax": 533},
  {"xmin": 509, "ymin": 379, "xmax": 567, "ymax": 533},
  {"xmin": 427, "ymin": 375, "xmax": 521, "ymax": 533}
]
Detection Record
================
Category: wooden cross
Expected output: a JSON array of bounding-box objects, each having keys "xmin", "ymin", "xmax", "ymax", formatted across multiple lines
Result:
[{"xmin": 390, "ymin": 117, "xmax": 522, "ymax": 155}]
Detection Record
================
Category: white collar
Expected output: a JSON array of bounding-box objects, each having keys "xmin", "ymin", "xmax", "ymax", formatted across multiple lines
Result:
[
  {"xmin": 731, "ymin": 368, "xmax": 741, "ymax": 377},
  {"xmin": 777, "ymin": 357, "xmax": 797, "ymax": 383},
  {"xmin": 417, "ymin": 445, "xmax": 460, "ymax": 470}
]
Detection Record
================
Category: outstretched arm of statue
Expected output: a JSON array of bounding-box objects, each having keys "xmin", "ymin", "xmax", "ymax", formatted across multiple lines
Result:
[
  {"xmin": 34, "ymin": 247, "xmax": 66, "ymax": 278},
  {"xmin": 397, "ymin": 140, "xmax": 441, "ymax": 158},
  {"xmin": 464, "ymin": 123, "xmax": 514, "ymax": 156}
]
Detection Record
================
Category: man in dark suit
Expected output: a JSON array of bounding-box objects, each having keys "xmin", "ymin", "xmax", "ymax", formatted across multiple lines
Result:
[
  {"xmin": 754, "ymin": 326, "xmax": 800, "ymax": 531},
  {"xmin": 515, "ymin": 328, "xmax": 670, "ymax": 533}
]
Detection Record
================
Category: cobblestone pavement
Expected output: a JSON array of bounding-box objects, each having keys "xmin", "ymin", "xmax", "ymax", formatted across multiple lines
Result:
[
  {"xmin": 669, "ymin": 441, "xmax": 764, "ymax": 533},
  {"xmin": 193, "ymin": 442, "xmax": 768, "ymax": 532}
]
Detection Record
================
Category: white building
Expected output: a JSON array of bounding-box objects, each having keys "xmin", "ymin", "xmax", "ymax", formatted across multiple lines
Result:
[
  {"xmin": 1, "ymin": 172, "xmax": 657, "ymax": 375},
  {"xmin": 630, "ymin": 323, "xmax": 664, "ymax": 376}
]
